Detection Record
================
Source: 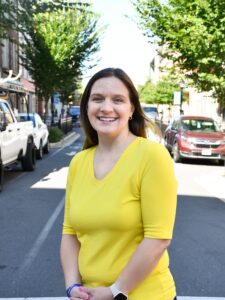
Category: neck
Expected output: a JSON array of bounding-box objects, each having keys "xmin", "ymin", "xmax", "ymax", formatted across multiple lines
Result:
[{"xmin": 97, "ymin": 131, "xmax": 135, "ymax": 153}]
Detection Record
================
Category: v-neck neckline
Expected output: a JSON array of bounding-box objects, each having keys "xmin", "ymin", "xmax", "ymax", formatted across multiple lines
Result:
[{"xmin": 90, "ymin": 137, "xmax": 140, "ymax": 183}]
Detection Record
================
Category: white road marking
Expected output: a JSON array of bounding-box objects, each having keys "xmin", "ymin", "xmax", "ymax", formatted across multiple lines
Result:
[
  {"xmin": 65, "ymin": 151, "xmax": 77, "ymax": 156},
  {"xmin": 18, "ymin": 197, "xmax": 64, "ymax": 275},
  {"xmin": 31, "ymin": 167, "xmax": 68, "ymax": 190}
]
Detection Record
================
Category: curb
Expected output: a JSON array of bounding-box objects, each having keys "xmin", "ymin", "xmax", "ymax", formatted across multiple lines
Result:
[{"xmin": 49, "ymin": 131, "xmax": 80, "ymax": 148}]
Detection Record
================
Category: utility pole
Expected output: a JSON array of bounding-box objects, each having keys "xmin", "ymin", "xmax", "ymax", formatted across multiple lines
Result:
[{"xmin": 179, "ymin": 79, "xmax": 185, "ymax": 115}]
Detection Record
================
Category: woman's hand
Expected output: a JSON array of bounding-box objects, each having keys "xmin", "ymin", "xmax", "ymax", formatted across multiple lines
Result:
[
  {"xmin": 70, "ymin": 286, "xmax": 91, "ymax": 300},
  {"xmin": 82, "ymin": 286, "xmax": 114, "ymax": 300}
]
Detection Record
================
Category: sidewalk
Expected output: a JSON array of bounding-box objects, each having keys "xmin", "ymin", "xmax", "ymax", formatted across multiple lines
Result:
[
  {"xmin": 49, "ymin": 131, "xmax": 80, "ymax": 148},
  {"xmin": 195, "ymin": 167, "xmax": 225, "ymax": 203}
]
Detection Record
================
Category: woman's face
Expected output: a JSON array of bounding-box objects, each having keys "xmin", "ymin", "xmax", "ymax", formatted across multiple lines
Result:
[{"xmin": 87, "ymin": 76, "xmax": 134, "ymax": 139}]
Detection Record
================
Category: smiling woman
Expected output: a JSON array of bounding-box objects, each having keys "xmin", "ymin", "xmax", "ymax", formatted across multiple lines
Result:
[
  {"xmin": 60, "ymin": 67, "xmax": 177, "ymax": 300},
  {"xmin": 80, "ymin": 68, "xmax": 147, "ymax": 149}
]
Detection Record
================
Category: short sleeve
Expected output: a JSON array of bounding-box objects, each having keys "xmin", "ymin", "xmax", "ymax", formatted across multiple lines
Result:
[
  {"xmin": 140, "ymin": 143, "xmax": 177, "ymax": 239},
  {"xmin": 62, "ymin": 156, "xmax": 77, "ymax": 235}
]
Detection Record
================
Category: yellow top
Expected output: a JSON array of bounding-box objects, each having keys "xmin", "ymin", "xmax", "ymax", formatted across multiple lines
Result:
[{"xmin": 63, "ymin": 137, "xmax": 177, "ymax": 300}]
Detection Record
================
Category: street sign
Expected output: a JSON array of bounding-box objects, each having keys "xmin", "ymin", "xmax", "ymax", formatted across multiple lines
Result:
[{"xmin": 173, "ymin": 91, "xmax": 181, "ymax": 105}]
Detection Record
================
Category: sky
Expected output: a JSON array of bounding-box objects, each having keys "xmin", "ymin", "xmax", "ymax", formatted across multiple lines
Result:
[{"xmin": 83, "ymin": 0, "xmax": 156, "ymax": 87}]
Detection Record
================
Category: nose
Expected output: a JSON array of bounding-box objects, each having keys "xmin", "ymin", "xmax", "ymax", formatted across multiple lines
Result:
[{"xmin": 100, "ymin": 98, "xmax": 113, "ymax": 112}]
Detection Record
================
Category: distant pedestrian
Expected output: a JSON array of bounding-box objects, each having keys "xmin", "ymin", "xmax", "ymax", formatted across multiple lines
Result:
[{"xmin": 60, "ymin": 67, "xmax": 177, "ymax": 300}]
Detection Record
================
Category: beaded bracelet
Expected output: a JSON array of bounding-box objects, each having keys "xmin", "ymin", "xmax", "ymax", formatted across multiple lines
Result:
[{"xmin": 66, "ymin": 283, "xmax": 82, "ymax": 298}]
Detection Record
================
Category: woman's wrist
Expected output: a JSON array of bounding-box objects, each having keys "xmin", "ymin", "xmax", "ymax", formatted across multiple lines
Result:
[{"xmin": 66, "ymin": 283, "xmax": 83, "ymax": 298}]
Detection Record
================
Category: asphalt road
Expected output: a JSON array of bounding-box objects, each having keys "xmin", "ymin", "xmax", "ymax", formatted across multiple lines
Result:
[{"xmin": 0, "ymin": 128, "xmax": 225, "ymax": 297}]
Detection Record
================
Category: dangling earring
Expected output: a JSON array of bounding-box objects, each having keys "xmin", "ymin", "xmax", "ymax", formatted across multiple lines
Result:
[{"xmin": 129, "ymin": 115, "xmax": 133, "ymax": 121}]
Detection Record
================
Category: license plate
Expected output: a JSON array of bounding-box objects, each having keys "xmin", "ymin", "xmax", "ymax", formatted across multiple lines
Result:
[{"xmin": 202, "ymin": 149, "xmax": 212, "ymax": 156}]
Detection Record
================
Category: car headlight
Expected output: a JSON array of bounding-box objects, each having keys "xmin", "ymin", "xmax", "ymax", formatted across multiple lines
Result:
[{"xmin": 181, "ymin": 136, "xmax": 195, "ymax": 143}]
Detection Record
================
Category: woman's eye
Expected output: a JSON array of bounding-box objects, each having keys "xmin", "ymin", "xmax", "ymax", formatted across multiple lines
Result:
[
  {"xmin": 114, "ymin": 98, "xmax": 123, "ymax": 103},
  {"xmin": 92, "ymin": 98, "xmax": 103, "ymax": 102}
]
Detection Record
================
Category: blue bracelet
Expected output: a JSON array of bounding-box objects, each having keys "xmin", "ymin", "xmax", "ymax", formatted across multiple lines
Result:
[{"xmin": 66, "ymin": 283, "xmax": 82, "ymax": 298}]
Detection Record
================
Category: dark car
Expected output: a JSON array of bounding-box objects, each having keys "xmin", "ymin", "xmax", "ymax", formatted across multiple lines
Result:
[
  {"xmin": 68, "ymin": 106, "xmax": 80, "ymax": 126},
  {"xmin": 164, "ymin": 115, "xmax": 225, "ymax": 163}
]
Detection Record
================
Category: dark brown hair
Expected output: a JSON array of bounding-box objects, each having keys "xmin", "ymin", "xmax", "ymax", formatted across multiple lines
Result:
[{"xmin": 80, "ymin": 67, "xmax": 148, "ymax": 149}]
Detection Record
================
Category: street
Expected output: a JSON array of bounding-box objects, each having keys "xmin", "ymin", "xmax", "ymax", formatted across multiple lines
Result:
[{"xmin": 0, "ymin": 128, "xmax": 225, "ymax": 298}]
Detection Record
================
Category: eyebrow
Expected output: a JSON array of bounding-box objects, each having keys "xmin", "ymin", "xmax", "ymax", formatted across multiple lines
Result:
[{"xmin": 90, "ymin": 93, "xmax": 127, "ymax": 99}]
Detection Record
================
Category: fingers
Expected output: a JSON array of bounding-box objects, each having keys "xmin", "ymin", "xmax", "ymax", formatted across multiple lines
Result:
[{"xmin": 70, "ymin": 286, "xmax": 91, "ymax": 300}]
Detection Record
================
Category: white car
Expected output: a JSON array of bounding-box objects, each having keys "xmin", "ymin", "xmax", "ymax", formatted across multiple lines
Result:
[
  {"xmin": 142, "ymin": 104, "xmax": 160, "ymax": 122},
  {"xmin": 19, "ymin": 113, "xmax": 49, "ymax": 159}
]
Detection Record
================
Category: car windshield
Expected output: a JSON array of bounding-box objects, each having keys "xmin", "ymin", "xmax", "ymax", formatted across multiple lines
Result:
[
  {"xmin": 143, "ymin": 107, "xmax": 158, "ymax": 113},
  {"xmin": 19, "ymin": 115, "xmax": 35, "ymax": 127},
  {"xmin": 69, "ymin": 107, "xmax": 80, "ymax": 114},
  {"xmin": 181, "ymin": 119, "xmax": 220, "ymax": 132}
]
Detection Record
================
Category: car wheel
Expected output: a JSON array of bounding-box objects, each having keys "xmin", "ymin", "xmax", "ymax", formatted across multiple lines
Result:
[
  {"xmin": 172, "ymin": 142, "xmax": 181, "ymax": 163},
  {"xmin": 43, "ymin": 139, "xmax": 50, "ymax": 154},
  {"xmin": 36, "ymin": 140, "xmax": 43, "ymax": 159},
  {"xmin": 21, "ymin": 139, "xmax": 36, "ymax": 171},
  {"xmin": 218, "ymin": 159, "xmax": 225, "ymax": 166},
  {"xmin": 0, "ymin": 162, "xmax": 4, "ymax": 192}
]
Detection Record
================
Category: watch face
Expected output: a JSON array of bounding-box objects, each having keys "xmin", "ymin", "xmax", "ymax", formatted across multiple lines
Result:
[{"xmin": 115, "ymin": 293, "xmax": 127, "ymax": 300}]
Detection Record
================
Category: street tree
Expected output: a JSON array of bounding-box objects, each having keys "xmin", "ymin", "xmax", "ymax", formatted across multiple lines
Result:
[
  {"xmin": 17, "ymin": 0, "xmax": 100, "ymax": 118},
  {"xmin": 139, "ymin": 74, "xmax": 179, "ymax": 105},
  {"xmin": 133, "ymin": 0, "xmax": 225, "ymax": 106},
  {"xmin": 35, "ymin": 6, "xmax": 100, "ymax": 104}
]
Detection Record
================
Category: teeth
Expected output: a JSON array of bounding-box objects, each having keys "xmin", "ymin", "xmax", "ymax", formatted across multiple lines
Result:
[{"xmin": 99, "ymin": 117, "xmax": 116, "ymax": 122}]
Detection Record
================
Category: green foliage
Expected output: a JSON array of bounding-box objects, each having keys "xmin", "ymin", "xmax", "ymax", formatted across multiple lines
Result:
[
  {"xmin": 139, "ymin": 75, "xmax": 179, "ymax": 105},
  {"xmin": 138, "ymin": 80, "xmax": 156, "ymax": 103},
  {"xmin": 18, "ymin": 0, "xmax": 101, "ymax": 105},
  {"xmin": 48, "ymin": 126, "xmax": 64, "ymax": 143},
  {"xmin": 133, "ymin": 0, "xmax": 225, "ymax": 106}
]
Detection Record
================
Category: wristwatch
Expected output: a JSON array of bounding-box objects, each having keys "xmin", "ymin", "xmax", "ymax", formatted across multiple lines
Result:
[{"xmin": 110, "ymin": 283, "xmax": 128, "ymax": 300}]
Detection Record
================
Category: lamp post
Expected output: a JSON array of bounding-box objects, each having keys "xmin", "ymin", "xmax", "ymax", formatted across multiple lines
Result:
[{"xmin": 179, "ymin": 79, "xmax": 185, "ymax": 115}]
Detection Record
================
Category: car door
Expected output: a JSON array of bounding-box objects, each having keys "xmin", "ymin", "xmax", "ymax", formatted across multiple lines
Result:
[{"xmin": 0, "ymin": 102, "xmax": 19, "ymax": 164}]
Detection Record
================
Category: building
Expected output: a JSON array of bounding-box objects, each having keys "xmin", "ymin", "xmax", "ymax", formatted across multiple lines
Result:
[
  {"xmin": 0, "ymin": 1, "xmax": 36, "ymax": 114},
  {"xmin": 149, "ymin": 50, "xmax": 223, "ymax": 126}
]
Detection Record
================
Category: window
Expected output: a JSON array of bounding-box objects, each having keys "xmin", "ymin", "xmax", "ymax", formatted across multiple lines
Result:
[{"xmin": 0, "ymin": 102, "xmax": 14, "ymax": 124}]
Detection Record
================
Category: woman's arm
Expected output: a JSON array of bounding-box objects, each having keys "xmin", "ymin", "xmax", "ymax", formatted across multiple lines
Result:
[
  {"xmin": 61, "ymin": 235, "xmax": 91, "ymax": 300},
  {"xmin": 115, "ymin": 237, "xmax": 171, "ymax": 294},
  {"xmin": 60, "ymin": 234, "xmax": 81, "ymax": 288}
]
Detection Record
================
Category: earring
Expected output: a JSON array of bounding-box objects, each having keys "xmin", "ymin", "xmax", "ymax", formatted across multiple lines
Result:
[{"xmin": 129, "ymin": 116, "xmax": 132, "ymax": 120}]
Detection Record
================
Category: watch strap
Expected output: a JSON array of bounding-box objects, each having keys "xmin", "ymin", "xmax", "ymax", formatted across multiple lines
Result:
[{"xmin": 110, "ymin": 283, "xmax": 128, "ymax": 299}]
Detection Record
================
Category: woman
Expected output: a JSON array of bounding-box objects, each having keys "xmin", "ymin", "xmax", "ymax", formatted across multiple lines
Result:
[{"xmin": 60, "ymin": 68, "xmax": 177, "ymax": 300}]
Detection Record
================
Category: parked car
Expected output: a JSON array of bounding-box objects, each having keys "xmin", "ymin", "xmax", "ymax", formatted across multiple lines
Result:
[
  {"xmin": 19, "ymin": 113, "xmax": 49, "ymax": 159},
  {"xmin": 142, "ymin": 104, "xmax": 160, "ymax": 122},
  {"xmin": 164, "ymin": 115, "xmax": 225, "ymax": 163},
  {"xmin": 0, "ymin": 99, "xmax": 36, "ymax": 191},
  {"xmin": 68, "ymin": 106, "xmax": 80, "ymax": 126}
]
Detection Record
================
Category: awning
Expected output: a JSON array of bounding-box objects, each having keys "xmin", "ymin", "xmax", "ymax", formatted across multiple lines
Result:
[{"xmin": 0, "ymin": 80, "xmax": 26, "ymax": 93}]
